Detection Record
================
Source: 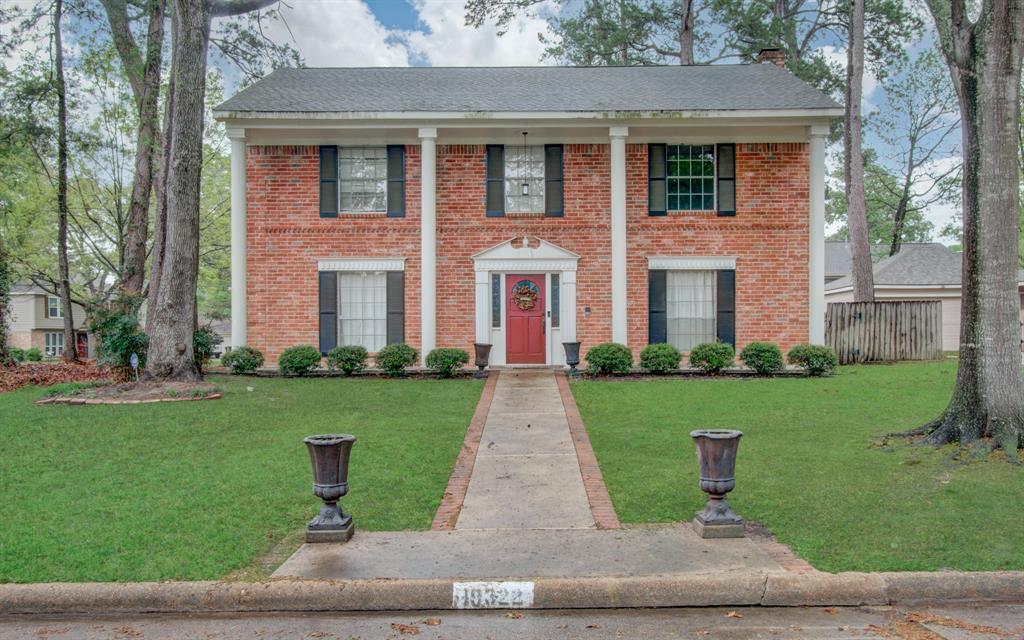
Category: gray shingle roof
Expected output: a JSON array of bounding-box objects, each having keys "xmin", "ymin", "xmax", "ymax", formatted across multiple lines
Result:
[
  {"xmin": 825, "ymin": 241, "xmax": 852, "ymax": 276},
  {"xmin": 215, "ymin": 65, "xmax": 840, "ymax": 115},
  {"xmin": 825, "ymin": 243, "xmax": 1024, "ymax": 290}
]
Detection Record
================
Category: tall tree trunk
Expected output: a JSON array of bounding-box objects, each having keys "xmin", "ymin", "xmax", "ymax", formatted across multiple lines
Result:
[
  {"xmin": 147, "ymin": 18, "xmax": 175, "ymax": 337},
  {"xmin": 103, "ymin": 0, "xmax": 165, "ymax": 296},
  {"xmin": 0, "ymin": 233, "xmax": 12, "ymax": 367},
  {"xmin": 144, "ymin": 0, "xmax": 210, "ymax": 381},
  {"xmin": 54, "ymin": 0, "xmax": 78, "ymax": 363},
  {"xmin": 921, "ymin": 0, "xmax": 1024, "ymax": 453},
  {"xmin": 677, "ymin": 0, "xmax": 694, "ymax": 64},
  {"xmin": 844, "ymin": 0, "xmax": 875, "ymax": 302}
]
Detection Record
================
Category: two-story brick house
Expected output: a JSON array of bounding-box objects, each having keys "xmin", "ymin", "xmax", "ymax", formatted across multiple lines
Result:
[{"xmin": 214, "ymin": 55, "xmax": 839, "ymax": 366}]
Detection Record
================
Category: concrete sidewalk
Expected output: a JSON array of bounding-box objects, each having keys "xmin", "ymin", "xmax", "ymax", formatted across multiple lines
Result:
[
  {"xmin": 272, "ymin": 524, "xmax": 783, "ymax": 580},
  {"xmin": 455, "ymin": 369, "xmax": 594, "ymax": 530}
]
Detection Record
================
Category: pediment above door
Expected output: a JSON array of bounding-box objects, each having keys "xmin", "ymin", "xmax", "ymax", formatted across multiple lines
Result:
[{"xmin": 472, "ymin": 236, "xmax": 580, "ymax": 272}]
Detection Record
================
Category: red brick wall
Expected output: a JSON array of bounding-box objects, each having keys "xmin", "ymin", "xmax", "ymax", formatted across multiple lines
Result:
[{"xmin": 245, "ymin": 141, "xmax": 808, "ymax": 364}]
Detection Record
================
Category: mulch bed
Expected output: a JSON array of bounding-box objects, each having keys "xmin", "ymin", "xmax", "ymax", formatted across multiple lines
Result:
[
  {"xmin": 37, "ymin": 380, "xmax": 222, "ymax": 405},
  {"xmin": 0, "ymin": 362, "xmax": 113, "ymax": 393}
]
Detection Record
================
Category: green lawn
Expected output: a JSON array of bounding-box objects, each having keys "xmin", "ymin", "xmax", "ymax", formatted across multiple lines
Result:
[
  {"xmin": 572, "ymin": 360, "xmax": 1024, "ymax": 573},
  {"xmin": 0, "ymin": 375, "xmax": 482, "ymax": 583}
]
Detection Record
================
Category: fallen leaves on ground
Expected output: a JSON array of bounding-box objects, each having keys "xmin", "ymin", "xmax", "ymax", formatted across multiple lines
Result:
[
  {"xmin": 389, "ymin": 622, "xmax": 419, "ymax": 635},
  {"xmin": 586, "ymin": 623, "xmax": 602, "ymax": 629},
  {"xmin": 0, "ymin": 362, "xmax": 111, "ymax": 393},
  {"xmin": 906, "ymin": 611, "xmax": 1011, "ymax": 637},
  {"xmin": 421, "ymin": 618, "xmax": 441, "ymax": 626},
  {"xmin": 824, "ymin": 607, "xmax": 838, "ymax": 615},
  {"xmin": 724, "ymin": 611, "xmax": 743, "ymax": 619},
  {"xmin": 504, "ymin": 612, "xmax": 523, "ymax": 619}
]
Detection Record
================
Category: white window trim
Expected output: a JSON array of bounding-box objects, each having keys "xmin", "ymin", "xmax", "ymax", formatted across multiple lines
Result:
[
  {"xmin": 318, "ymin": 258, "xmax": 405, "ymax": 272},
  {"xmin": 338, "ymin": 146, "xmax": 387, "ymax": 213},
  {"xmin": 648, "ymin": 256, "xmax": 736, "ymax": 271},
  {"xmin": 47, "ymin": 295, "xmax": 64, "ymax": 318},
  {"xmin": 504, "ymin": 145, "xmax": 546, "ymax": 213},
  {"xmin": 665, "ymin": 143, "xmax": 717, "ymax": 212},
  {"xmin": 44, "ymin": 331, "xmax": 64, "ymax": 357}
]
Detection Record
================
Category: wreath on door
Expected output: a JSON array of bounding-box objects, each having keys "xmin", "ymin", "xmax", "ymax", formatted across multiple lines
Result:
[{"xmin": 511, "ymin": 280, "xmax": 539, "ymax": 311}]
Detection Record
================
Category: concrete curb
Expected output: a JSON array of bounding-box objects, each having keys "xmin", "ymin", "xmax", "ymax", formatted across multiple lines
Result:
[{"xmin": 1, "ymin": 572, "xmax": 1022, "ymax": 615}]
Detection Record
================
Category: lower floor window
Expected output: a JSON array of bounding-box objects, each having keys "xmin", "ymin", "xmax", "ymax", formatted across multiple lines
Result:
[
  {"xmin": 667, "ymin": 270, "xmax": 716, "ymax": 351},
  {"xmin": 44, "ymin": 332, "xmax": 64, "ymax": 357},
  {"xmin": 338, "ymin": 272, "xmax": 388, "ymax": 352}
]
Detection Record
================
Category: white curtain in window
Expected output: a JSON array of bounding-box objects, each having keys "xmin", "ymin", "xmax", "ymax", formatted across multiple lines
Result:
[
  {"xmin": 504, "ymin": 146, "xmax": 545, "ymax": 213},
  {"xmin": 667, "ymin": 270, "xmax": 716, "ymax": 351},
  {"xmin": 338, "ymin": 272, "xmax": 387, "ymax": 352}
]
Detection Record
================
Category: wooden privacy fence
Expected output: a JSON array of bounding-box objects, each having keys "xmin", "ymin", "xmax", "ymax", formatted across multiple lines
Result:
[{"xmin": 825, "ymin": 301, "xmax": 944, "ymax": 364}]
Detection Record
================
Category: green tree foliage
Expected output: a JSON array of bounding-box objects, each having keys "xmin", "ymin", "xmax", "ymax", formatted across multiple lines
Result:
[{"xmin": 827, "ymin": 150, "xmax": 934, "ymax": 247}]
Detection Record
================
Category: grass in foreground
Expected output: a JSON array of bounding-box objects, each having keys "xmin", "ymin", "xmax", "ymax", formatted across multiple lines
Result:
[
  {"xmin": 572, "ymin": 360, "xmax": 1024, "ymax": 573},
  {"xmin": 0, "ymin": 375, "xmax": 482, "ymax": 583}
]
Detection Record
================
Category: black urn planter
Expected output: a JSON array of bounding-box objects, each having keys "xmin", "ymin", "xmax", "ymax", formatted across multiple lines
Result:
[
  {"xmin": 473, "ymin": 343, "xmax": 492, "ymax": 378},
  {"xmin": 690, "ymin": 429, "xmax": 744, "ymax": 538},
  {"xmin": 304, "ymin": 434, "xmax": 356, "ymax": 543},
  {"xmin": 562, "ymin": 341, "xmax": 581, "ymax": 377}
]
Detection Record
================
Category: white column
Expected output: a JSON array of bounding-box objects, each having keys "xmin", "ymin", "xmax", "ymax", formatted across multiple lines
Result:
[
  {"xmin": 474, "ymin": 270, "xmax": 490, "ymax": 344},
  {"xmin": 562, "ymin": 270, "xmax": 577, "ymax": 344},
  {"xmin": 609, "ymin": 126, "xmax": 629, "ymax": 345},
  {"xmin": 228, "ymin": 128, "xmax": 247, "ymax": 348},
  {"xmin": 808, "ymin": 125, "xmax": 828, "ymax": 345},
  {"xmin": 419, "ymin": 127, "xmax": 438, "ymax": 363}
]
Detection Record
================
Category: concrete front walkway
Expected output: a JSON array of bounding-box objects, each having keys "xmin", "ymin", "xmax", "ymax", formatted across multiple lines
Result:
[{"xmin": 455, "ymin": 369, "xmax": 594, "ymax": 530}]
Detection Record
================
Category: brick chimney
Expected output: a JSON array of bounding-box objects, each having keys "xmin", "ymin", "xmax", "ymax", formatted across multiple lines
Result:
[{"xmin": 756, "ymin": 48, "xmax": 786, "ymax": 67}]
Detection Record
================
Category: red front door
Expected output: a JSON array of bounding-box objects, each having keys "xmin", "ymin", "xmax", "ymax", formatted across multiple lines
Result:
[{"xmin": 506, "ymin": 274, "xmax": 546, "ymax": 364}]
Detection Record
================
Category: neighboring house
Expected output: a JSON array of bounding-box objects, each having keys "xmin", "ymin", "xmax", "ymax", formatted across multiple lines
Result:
[
  {"xmin": 7, "ymin": 284, "xmax": 91, "ymax": 358},
  {"xmin": 214, "ymin": 53, "xmax": 840, "ymax": 366},
  {"xmin": 824, "ymin": 243, "xmax": 1024, "ymax": 350}
]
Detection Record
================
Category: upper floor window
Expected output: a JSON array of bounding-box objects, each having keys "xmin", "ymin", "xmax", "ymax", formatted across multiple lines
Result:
[
  {"xmin": 340, "ymin": 147, "xmax": 387, "ymax": 212},
  {"xmin": 504, "ymin": 146, "xmax": 545, "ymax": 213},
  {"xmin": 320, "ymin": 145, "xmax": 405, "ymax": 218},
  {"xmin": 667, "ymin": 144, "xmax": 715, "ymax": 211},
  {"xmin": 486, "ymin": 144, "xmax": 563, "ymax": 217},
  {"xmin": 649, "ymin": 143, "xmax": 735, "ymax": 217},
  {"xmin": 47, "ymin": 295, "xmax": 63, "ymax": 319}
]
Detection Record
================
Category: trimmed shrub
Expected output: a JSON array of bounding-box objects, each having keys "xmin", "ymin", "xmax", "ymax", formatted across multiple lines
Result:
[
  {"xmin": 278, "ymin": 345, "xmax": 322, "ymax": 376},
  {"xmin": 221, "ymin": 345, "xmax": 264, "ymax": 374},
  {"xmin": 327, "ymin": 345, "xmax": 368, "ymax": 375},
  {"xmin": 639, "ymin": 343, "xmax": 681, "ymax": 374},
  {"xmin": 9, "ymin": 347, "xmax": 26, "ymax": 362},
  {"xmin": 376, "ymin": 343, "xmax": 418, "ymax": 377},
  {"xmin": 585, "ymin": 342, "xmax": 633, "ymax": 375},
  {"xmin": 739, "ymin": 342, "xmax": 784, "ymax": 375},
  {"xmin": 787, "ymin": 344, "xmax": 838, "ymax": 377},
  {"xmin": 25, "ymin": 346, "xmax": 43, "ymax": 362},
  {"xmin": 688, "ymin": 342, "xmax": 735, "ymax": 374},
  {"xmin": 426, "ymin": 348, "xmax": 470, "ymax": 378},
  {"xmin": 193, "ymin": 326, "xmax": 223, "ymax": 375}
]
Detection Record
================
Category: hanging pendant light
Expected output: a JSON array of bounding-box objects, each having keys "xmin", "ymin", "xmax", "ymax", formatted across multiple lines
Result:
[{"xmin": 521, "ymin": 131, "xmax": 529, "ymax": 196}]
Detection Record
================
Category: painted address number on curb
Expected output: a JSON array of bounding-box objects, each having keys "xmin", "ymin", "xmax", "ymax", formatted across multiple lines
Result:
[{"xmin": 452, "ymin": 581, "xmax": 535, "ymax": 609}]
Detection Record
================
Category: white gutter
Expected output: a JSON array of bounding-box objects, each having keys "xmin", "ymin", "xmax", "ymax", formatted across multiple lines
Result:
[{"xmin": 212, "ymin": 108, "xmax": 844, "ymax": 122}]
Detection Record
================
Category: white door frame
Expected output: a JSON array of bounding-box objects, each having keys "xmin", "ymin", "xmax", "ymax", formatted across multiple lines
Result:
[{"xmin": 473, "ymin": 237, "xmax": 579, "ymax": 367}]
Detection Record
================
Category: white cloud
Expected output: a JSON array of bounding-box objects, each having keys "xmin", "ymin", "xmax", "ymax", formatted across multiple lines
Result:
[
  {"xmin": 269, "ymin": 0, "xmax": 412, "ymax": 67},
  {"xmin": 403, "ymin": 0, "xmax": 551, "ymax": 66}
]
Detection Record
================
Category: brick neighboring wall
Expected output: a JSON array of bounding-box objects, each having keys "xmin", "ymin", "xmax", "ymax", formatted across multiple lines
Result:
[{"xmin": 245, "ymin": 142, "xmax": 809, "ymax": 364}]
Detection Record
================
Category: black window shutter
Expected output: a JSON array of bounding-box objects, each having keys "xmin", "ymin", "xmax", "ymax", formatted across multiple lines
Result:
[
  {"xmin": 319, "ymin": 146, "xmax": 338, "ymax": 218},
  {"xmin": 319, "ymin": 271, "xmax": 338, "ymax": 354},
  {"xmin": 716, "ymin": 269, "xmax": 736, "ymax": 346},
  {"xmin": 648, "ymin": 144, "xmax": 667, "ymax": 216},
  {"xmin": 485, "ymin": 144, "xmax": 505, "ymax": 217},
  {"xmin": 386, "ymin": 145, "xmax": 405, "ymax": 218},
  {"xmin": 544, "ymin": 144, "xmax": 564, "ymax": 217},
  {"xmin": 648, "ymin": 270, "xmax": 667, "ymax": 344},
  {"xmin": 716, "ymin": 144, "xmax": 736, "ymax": 217},
  {"xmin": 386, "ymin": 271, "xmax": 405, "ymax": 345}
]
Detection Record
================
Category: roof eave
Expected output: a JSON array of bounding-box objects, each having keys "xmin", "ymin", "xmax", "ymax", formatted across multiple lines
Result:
[{"xmin": 212, "ymin": 107, "xmax": 844, "ymax": 123}]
